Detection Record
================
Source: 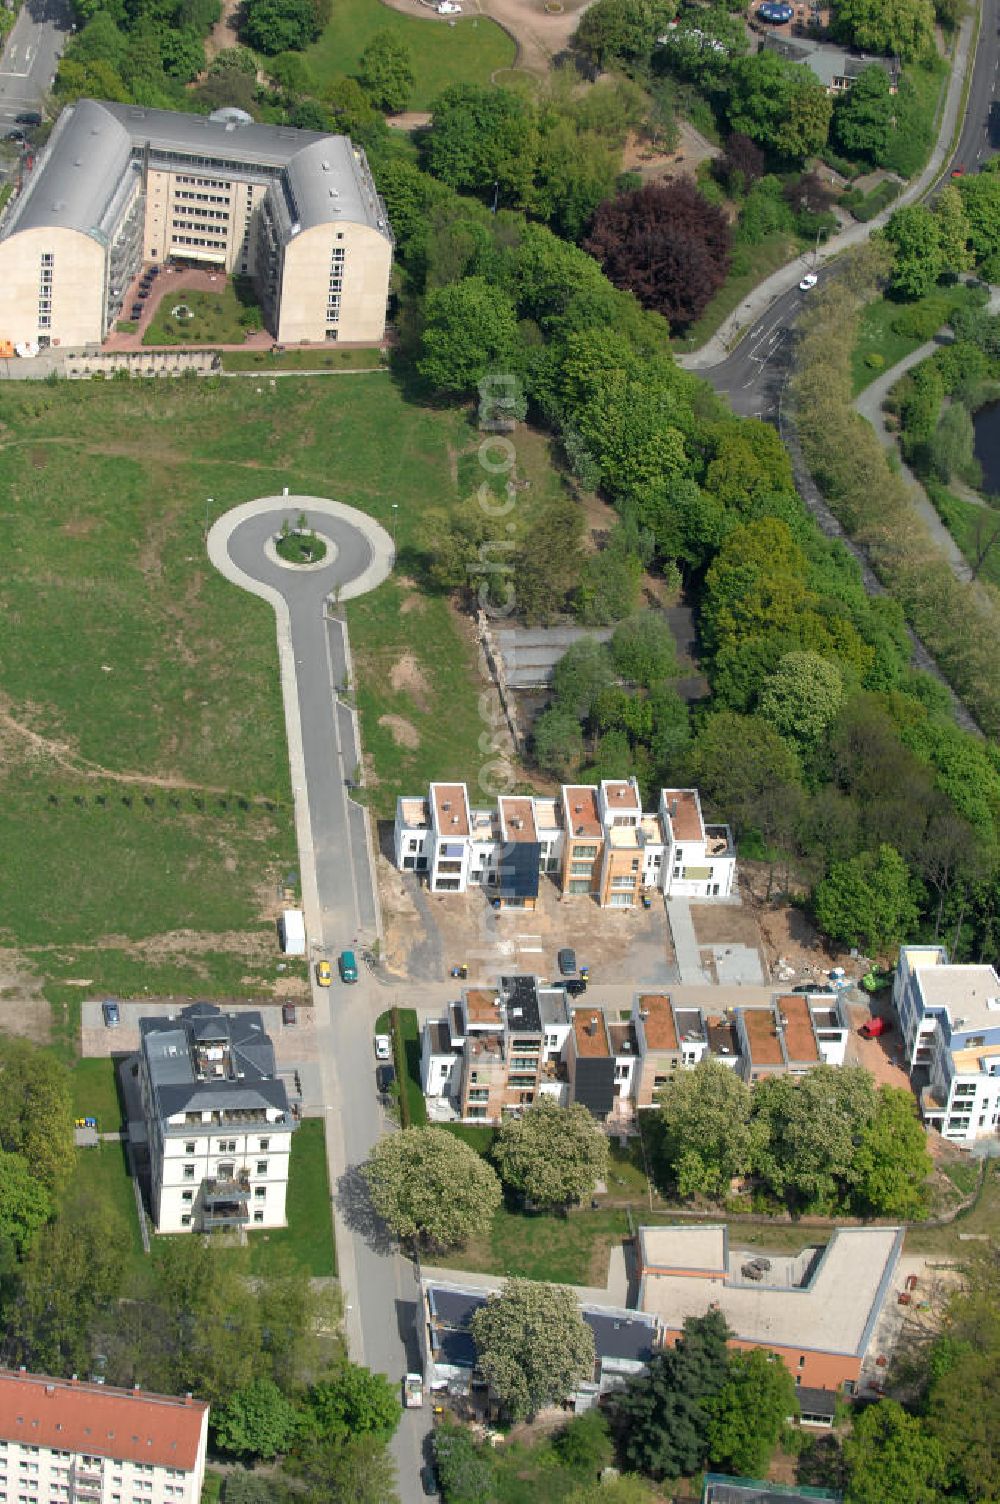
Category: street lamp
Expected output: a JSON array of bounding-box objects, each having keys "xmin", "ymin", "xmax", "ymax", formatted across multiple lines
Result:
[
  {"xmin": 391, "ymin": 502, "xmax": 399, "ymax": 555},
  {"xmin": 203, "ymin": 496, "xmax": 213, "ymax": 538}
]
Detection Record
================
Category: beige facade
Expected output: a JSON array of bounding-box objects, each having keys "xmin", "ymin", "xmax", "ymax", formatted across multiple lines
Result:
[
  {"xmin": 0, "ymin": 101, "xmax": 392, "ymax": 350},
  {"xmin": 276, "ymin": 220, "xmax": 393, "ymax": 345},
  {"xmin": 0, "ymin": 223, "xmax": 107, "ymax": 347}
]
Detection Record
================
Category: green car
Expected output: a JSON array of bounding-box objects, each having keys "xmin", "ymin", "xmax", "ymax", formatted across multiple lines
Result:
[{"xmin": 339, "ymin": 949, "xmax": 359, "ymax": 983}]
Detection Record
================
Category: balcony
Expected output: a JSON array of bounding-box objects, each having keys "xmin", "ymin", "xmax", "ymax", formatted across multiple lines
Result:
[{"xmin": 202, "ymin": 1172, "xmax": 251, "ymax": 1226}]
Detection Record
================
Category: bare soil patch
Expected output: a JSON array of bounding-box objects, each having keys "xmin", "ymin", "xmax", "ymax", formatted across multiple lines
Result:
[
  {"xmin": 390, "ymin": 651, "xmax": 432, "ymax": 710},
  {"xmin": 0, "ymin": 950, "xmax": 51, "ymax": 1043},
  {"xmin": 622, "ymin": 120, "xmax": 721, "ymax": 184},
  {"xmin": 379, "ymin": 713, "xmax": 421, "ymax": 749}
]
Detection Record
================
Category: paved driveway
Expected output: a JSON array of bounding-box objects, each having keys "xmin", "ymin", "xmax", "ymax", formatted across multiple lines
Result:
[{"xmin": 208, "ymin": 497, "xmax": 431, "ymax": 1500}]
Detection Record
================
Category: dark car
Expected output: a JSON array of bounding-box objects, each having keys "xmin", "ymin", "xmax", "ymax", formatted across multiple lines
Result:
[
  {"xmin": 420, "ymin": 1464, "xmax": 439, "ymax": 1497},
  {"xmin": 376, "ymin": 1063, "xmax": 396, "ymax": 1098},
  {"xmin": 16, "ymin": 111, "xmax": 41, "ymax": 127},
  {"xmin": 557, "ymin": 947, "xmax": 577, "ymax": 976},
  {"xmin": 102, "ymin": 1000, "xmax": 120, "ymax": 1027},
  {"xmin": 791, "ymin": 984, "xmax": 836, "ymax": 995},
  {"xmin": 282, "ymin": 1002, "xmax": 297, "ymax": 1026},
  {"xmin": 565, "ymin": 978, "xmax": 588, "ymax": 997},
  {"xmin": 130, "ymin": 304, "xmax": 143, "ymax": 319},
  {"xmin": 5, "ymin": 129, "xmax": 25, "ymax": 143}
]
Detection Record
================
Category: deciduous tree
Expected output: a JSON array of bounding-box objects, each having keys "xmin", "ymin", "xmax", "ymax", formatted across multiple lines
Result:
[
  {"xmin": 884, "ymin": 205, "xmax": 943, "ymax": 299},
  {"xmin": 706, "ymin": 1349, "xmax": 797, "ymax": 1477},
  {"xmin": 584, "ymin": 180, "xmax": 731, "ymax": 331},
  {"xmin": 212, "ymin": 1377, "xmax": 300, "ymax": 1459},
  {"xmin": 844, "ymin": 1400, "xmax": 946, "ymax": 1504},
  {"xmin": 303, "ymin": 1364, "xmax": 402, "ymax": 1442},
  {"xmin": 758, "ymin": 650, "xmax": 844, "ymax": 752},
  {"xmin": 836, "ymin": 0, "xmax": 935, "ymax": 60},
  {"xmin": 813, "ymin": 843, "xmax": 921, "ymax": 953},
  {"xmin": 362, "ymin": 1127, "xmax": 502, "ymax": 1250},
  {"xmin": 0, "ymin": 1040, "xmax": 74, "ymax": 1195},
  {"xmin": 849, "ymin": 1085, "xmax": 931, "ymax": 1217},
  {"xmin": 0, "ymin": 1151, "xmax": 50, "ymax": 1261},
  {"xmin": 471, "ymin": 1278, "xmax": 596, "ymax": 1420},
  {"xmin": 492, "ymin": 1098, "xmax": 609, "ymax": 1211},
  {"xmin": 418, "ymin": 277, "xmax": 519, "ymax": 394},
  {"xmin": 611, "ymin": 612, "xmax": 678, "ymax": 686},
  {"xmin": 833, "ymin": 65, "xmax": 895, "ymax": 162},
  {"xmin": 656, "ymin": 1058, "xmax": 755, "ymax": 1197},
  {"xmin": 358, "ymin": 30, "xmax": 413, "ymax": 114}
]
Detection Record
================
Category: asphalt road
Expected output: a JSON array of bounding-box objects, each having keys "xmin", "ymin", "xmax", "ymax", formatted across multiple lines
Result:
[
  {"xmin": 951, "ymin": 0, "xmax": 1000, "ymax": 173},
  {"xmin": 0, "ymin": 0, "xmax": 72, "ymax": 125},
  {"xmin": 706, "ymin": 2, "xmax": 999, "ymax": 417},
  {"xmin": 217, "ymin": 504, "xmax": 431, "ymax": 1502}
]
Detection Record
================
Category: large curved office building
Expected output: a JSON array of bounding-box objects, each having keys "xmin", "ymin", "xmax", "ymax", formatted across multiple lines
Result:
[{"xmin": 0, "ymin": 99, "xmax": 393, "ymax": 348}]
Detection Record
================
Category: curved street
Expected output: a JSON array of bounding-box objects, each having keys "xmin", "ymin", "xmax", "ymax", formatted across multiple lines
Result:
[
  {"xmin": 207, "ymin": 496, "xmax": 431, "ymax": 1502},
  {"xmin": 691, "ymin": 0, "xmax": 997, "ymax": 408}
]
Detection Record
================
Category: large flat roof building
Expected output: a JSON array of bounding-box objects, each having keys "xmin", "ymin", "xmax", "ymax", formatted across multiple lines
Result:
[
  {"xmin": 638, "ymin": 1224, "xmax": 903, "ymax": 1394},
  {"xmin": 0, "ymin": 99, "xmax": 392, "ymax": 348}
]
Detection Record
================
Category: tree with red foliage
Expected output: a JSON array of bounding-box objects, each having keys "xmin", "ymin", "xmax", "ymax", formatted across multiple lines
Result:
[
  {"xmin": 584, "ymin": 180, "xmax": 731, "ymax": 331},
  {"xmin": 714, "ymin": 132, "xmax": 765, "ymax": 195}
]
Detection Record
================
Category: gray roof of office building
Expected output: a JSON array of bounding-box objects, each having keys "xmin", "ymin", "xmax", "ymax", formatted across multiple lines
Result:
[
  {"xmin": 3, "ymin": 98, "xmax": 134, "ymax": 240},
  {"xmin": 140, "ymin": 1002, "xmax": 290, "ymax": 1122},
  {"xmin": 427, "ymin": 1020, "xmax": 453, "ymax": 1055},
  {"xmin": 3, "ymin": 99, "xmax": 390, "ymax": 244}
]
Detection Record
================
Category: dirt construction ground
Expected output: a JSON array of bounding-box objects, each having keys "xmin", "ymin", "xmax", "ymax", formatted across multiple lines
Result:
[{"xmin": 376, "ymin": 852, "xmax": 678, "ymax": 986}]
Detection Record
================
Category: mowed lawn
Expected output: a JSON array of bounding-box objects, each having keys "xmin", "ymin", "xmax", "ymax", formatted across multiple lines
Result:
[
  {"xmin": 0, "ymin": 373, "xmax": 546, "ymax": 1007},
  {"xmin": 304, "ymin": 0, "xmax": 515, "ymax": 110}
]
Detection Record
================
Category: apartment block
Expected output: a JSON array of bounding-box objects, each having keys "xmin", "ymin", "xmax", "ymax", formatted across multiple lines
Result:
[
  {"xmin": 130, "ymin": 1002, "xmax": 296, "ymax": 1234},
  {"xmin": 0, "ymin": 100, "xmax": 392, "ymax": 348},
  {"xmin": 893, "ymin": 945, "xmax": 1000, "ymax": 1144},
  {"xmin": 0, "ymin": 1369, "xmax": 209, "ymax": 1504},
  {"xmin": 393, "ymin": 780, "xmax": 735, "ymax": 908}
]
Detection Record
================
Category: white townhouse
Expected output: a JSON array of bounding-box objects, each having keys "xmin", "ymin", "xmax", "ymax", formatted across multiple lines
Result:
[
  {"xmin": 134, "ymin": 1002, "xmax": 296, "ymax": 1234},
  {"xmin": 0, "ymin": 1368, "xmax": 208, "ymax": 1504},
  {"xmin": 893, "ymin": 945, "xmax": 1000, "ymax": 1145},
  {"xmin": 393, "ymin": 780, "xmax": 735, "ymax": 908}
]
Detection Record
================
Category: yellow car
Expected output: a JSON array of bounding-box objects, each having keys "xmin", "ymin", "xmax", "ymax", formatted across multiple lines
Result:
[{"xmin": 316, "ymin": 959, "xmax": 332, "ymax": 987}]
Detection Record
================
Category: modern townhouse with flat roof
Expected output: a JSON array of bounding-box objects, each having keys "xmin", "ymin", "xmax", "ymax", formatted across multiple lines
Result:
[
  {"xmin": 393, "ymin": 779, "xmax": 735, "ymax": 908},
  {"xmin": 421, "ymin": 985, "xmax": 850, "ymax": 1128}
]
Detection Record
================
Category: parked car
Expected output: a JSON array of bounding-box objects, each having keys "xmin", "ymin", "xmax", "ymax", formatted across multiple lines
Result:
[
  {"xmin": 5, "ymin": 129, "xmax": 25, "ymax": 143},
  {"xmin": 376, "ymin": 1063, "xmax": 396, "ymax": 1097},
  {"xmin": 16, "ymin": 111, "xmax": 42, "ymax": 126},
  {"xmin": 558, "ymin": 947, "xmax": 577, "ymax": 976},
  {"xmin": 799, "ymin": 272, "xmax": 818, "ymax": 292},
  {"xmin": 420, "ymin": 1463, "xmax": 440, "ymax": 1497},
  {"xmin": 374, "ymin": 1034, "xmax": 392, "ymax": 1061},
  {"xmin": 130, "ymin": 305, "xmax": 142, "ymax": 319},
  {"xmin": 339, "ymin": 949, "xmax": 359, "ymax": 983},
  {"xmin": 316, "ymin": 959, "xmax": 332, "ymax": 987},
  {"xmin": 791, "ymin": 984, "xmax": 835, "ymax": 995},
  {"xmin": 282, "ymin": 1002, "xmax": 297, "ymax": 1026},
  {"xmin": 565, "ymin": 978, "xmax": 588, "ymax": 997},
  {"xmin": 102, "ymin": 1000, "xmax": 120, "ymax": 1027},
  {"xmin": 860, "ymin": 1017, "xmax": 891, "ymax": 1039},
  {"xmin": 403, "ymin": 1373, "xmax": 424, "ymax": 1408}
]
